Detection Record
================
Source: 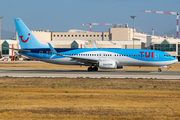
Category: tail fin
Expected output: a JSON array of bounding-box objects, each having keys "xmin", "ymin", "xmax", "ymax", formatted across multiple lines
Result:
[{"xmin": 14, "ymin": 18, "xmax": 48, "ymax": 49}]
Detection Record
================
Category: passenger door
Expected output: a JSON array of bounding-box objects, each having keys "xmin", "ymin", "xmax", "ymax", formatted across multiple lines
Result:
[
  {"xmin": 154, "ymin": 52, "xmax": 159, "ymax": 60},
  {"xmin": 39, "ymin": 51, "xmax": 43, "ymax": 58}
]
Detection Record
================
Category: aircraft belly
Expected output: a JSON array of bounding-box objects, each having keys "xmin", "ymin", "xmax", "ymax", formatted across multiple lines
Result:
[
  {"xmin": 117, "ymin": 57, "xmax": 168, "ymax": 66},
  {"xmin": 117, "ymin": 57, "xmax": 148, "ymax": 66}
]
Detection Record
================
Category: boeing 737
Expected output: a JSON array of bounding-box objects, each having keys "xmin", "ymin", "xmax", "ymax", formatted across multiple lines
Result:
[{"xmin": 13, "ymin": 18, "xmax": 178, "ymax": 72}]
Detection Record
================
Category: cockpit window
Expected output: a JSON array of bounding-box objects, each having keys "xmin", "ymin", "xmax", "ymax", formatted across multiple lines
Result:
[{"xmin": 164, "ymin": 54, "xmax": 170, "ymax": 57}]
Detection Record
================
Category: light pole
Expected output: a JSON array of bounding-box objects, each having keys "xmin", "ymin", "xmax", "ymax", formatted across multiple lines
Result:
[
  {"xmin": 130, "ymin": 16, "xmax": 137, "ymax": 49},
  {"xmin": 0, "ymin": 16, "xmax": 3, "ymax": 40}
]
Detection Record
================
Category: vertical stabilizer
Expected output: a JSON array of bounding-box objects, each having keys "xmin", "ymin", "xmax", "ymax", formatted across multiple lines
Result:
[{"xmin": 14, "ymin": 18, "xmax": 48, "ymax": 49}]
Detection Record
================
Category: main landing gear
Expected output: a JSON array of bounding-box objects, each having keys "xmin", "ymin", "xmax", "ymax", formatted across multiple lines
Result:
[
  {"xmin": 88, "ymin": 66, "xmax": 98, "ymax": 71},
  {"xmin": 158, "ymin": 68, "xmax": 162, "ymax": 72}
]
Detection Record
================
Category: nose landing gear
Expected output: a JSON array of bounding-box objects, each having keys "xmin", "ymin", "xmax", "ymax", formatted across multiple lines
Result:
[{"xmin": 158, "ymin": 66, "xmax": 167, "ymax": 72}]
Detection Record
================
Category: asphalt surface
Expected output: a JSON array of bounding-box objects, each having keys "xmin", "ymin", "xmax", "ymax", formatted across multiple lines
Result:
[{"xmin": 0, "ymin": 69, "xmax": 179, "ymax": 79}]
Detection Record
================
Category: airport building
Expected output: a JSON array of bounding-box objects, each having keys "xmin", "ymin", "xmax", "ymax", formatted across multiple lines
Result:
[
  {"xmin": 1, "ymin": 25, "xmax": 180, "ymax": 61},
  {"xmin": 153, "ymin": 39, "xmax": 180, "ymax": 58},
  {"xmin": 27, "ymin": 27, "xmax": 164, "ymax": 42}
]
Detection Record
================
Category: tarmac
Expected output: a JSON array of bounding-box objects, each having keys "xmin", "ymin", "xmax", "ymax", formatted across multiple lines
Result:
[{"xmin": 0, "ymin": 69, "xmax": 179, "ymax": 79}]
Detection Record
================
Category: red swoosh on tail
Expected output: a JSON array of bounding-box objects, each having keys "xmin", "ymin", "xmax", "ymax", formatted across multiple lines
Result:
[{"xmin": 19, "ymin": 36, "xmax": 29, "ymax": 43}]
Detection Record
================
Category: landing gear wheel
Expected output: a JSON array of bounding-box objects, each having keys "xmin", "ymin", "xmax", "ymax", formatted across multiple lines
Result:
[
  {"xmin": 158, "ymin": 68, "xmax": 162, "ymax": 72},
  {"xmin": 88, "ymin": 67, "xmax": 93, "ymax": 71},
  {"xmin": 93, "ymin": 66, "xmax": 98, "ymax": 71}
]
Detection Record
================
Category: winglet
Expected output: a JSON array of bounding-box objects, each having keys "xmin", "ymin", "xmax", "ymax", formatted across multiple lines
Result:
[
  {"xmin": 93, "ymin": 42, "xmax": 97, "ymax": 48},
  {"xmin": 83, "ymin": 45, "xmax": 87, "ymax": 48},
  {"xmin": 48, "ymin": 43, "xmax": 57, "ymax": 54}
]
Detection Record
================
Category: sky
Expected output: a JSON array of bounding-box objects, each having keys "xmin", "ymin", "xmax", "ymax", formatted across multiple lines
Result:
[{"xmin": 0, "ymin": 0, "xmax": 180, "ymax": 34}]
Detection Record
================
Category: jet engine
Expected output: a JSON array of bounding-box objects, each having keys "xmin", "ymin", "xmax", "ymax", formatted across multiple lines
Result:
[{"xmin": 99, "ymin": 61, "xmax": 117, "ymax": 69}]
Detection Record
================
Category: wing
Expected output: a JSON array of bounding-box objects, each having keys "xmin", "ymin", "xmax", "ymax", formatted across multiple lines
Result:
[
  {"xmin": 48, "ymin": 42, "xmax": 99, "ymax": 64},
  {"xmin": 65, "ymin": 55, "xmax": 99, "ymax": 64}
]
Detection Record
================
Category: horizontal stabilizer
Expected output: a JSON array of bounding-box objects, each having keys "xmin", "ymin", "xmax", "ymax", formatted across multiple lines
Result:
[{"xmin": 4, "ymin": 47, "xmax": 31, "ymax": 52}]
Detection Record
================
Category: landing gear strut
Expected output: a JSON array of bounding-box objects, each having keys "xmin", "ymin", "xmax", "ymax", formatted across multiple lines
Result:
[{"xmin": 88, "ymin": 66, "xmax": 98, "ymax": 71}]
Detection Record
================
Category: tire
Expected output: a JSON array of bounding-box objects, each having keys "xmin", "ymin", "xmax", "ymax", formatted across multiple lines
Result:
[
  {"xmin": 93, "ymin": 67, "xmax": 98, "ymax": 71},
  {"xmin": 88, "ymin": 67, "xmax": 93, "ymax": 71}
]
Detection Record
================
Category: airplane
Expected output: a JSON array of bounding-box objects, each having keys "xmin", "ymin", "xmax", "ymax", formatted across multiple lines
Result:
[{"xmin": 13, "ymin": 18, "xmax": 178, "ymax": 72}]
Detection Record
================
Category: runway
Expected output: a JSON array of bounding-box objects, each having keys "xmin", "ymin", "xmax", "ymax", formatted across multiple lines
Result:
[{"xmin": 0, "ymin": 69, "xmax": 179, "ymax": 79}]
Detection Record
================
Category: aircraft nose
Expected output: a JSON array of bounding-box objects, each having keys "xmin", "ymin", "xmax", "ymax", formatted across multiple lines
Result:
[
  {"xmin": 175, "ymin": 59, "xmax": 178, "ymax": 63},
  {"xmin": 172, "ymin": 57, "xmax": 178, "ymax": 63},
  {"xmin": 170, "ymin": 57, "xmax": 178, "ymax": 63}
]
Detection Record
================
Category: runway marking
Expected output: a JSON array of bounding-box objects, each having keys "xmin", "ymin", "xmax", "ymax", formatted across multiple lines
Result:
[{"xmin": 0, "ymin": 69, "xmax": 179, "ymax": 79}]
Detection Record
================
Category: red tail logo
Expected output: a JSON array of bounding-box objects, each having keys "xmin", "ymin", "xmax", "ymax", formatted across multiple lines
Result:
[{"xmin": 19, "ymin": 33, "xmax": 30, "ymax": 43}]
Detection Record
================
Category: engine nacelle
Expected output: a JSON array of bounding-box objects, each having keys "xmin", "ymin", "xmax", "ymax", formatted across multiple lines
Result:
[{"xmin": 99, "ymin": 61, "xmax": 117, "ymax": 69}]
